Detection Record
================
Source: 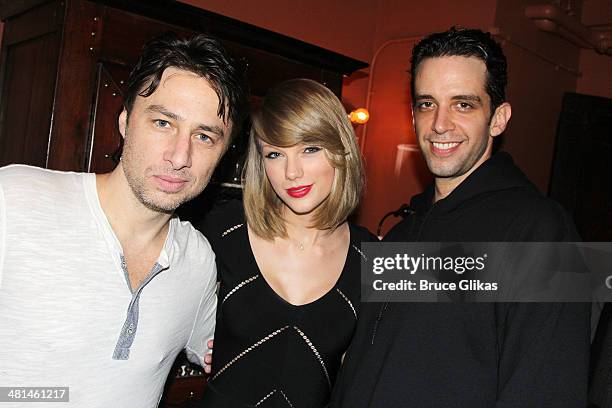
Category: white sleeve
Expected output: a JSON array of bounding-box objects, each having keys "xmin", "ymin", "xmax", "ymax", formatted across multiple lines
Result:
[{"xmin": 184, "ymin": 253, "xmax": 218, "ymax": 366}]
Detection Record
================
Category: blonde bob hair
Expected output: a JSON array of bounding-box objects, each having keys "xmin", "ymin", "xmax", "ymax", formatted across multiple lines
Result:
[{"xmin": 243, "ymin": 78, "xmax": 364, "ymax": 240}]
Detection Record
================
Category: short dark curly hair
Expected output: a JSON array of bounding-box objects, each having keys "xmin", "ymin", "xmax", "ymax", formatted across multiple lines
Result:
[
  {"xmin": 410, "ymin": 27, "xmax": 508, "ymax": 113},
  {"xmin": 124, "ymin": 32, "xmax": 248, "ymax": 140}
]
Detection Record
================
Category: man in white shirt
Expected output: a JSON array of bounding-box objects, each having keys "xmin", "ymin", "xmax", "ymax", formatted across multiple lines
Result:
[{"xmin": 0, "ymin": 33, "xmax": 247, "ymax": 407}]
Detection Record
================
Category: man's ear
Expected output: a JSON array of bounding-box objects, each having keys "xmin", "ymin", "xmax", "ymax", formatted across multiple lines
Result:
[
  {"xmin": 489, "ymin": 102, "xmax": 512, "ymax": 137},
  {"xmin": 118, "ymin": 109, "xmax": 128, "ymax": 139}
]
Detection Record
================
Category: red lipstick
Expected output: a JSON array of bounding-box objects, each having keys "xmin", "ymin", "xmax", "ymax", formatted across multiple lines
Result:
[{"xmin": 286, "ymin": 184, "xmax": 313, "ymax": 198}]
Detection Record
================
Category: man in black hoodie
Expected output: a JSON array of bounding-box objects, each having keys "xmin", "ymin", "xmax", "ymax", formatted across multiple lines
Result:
[{"xmin": 331, "ymin": 27, "xmax": 590, "ymax": 407}]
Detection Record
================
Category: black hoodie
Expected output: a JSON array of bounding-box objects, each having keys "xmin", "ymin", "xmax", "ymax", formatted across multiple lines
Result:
[{"xmin": 331, "ymin": 152, "xmax": 590, "ymax": 408}]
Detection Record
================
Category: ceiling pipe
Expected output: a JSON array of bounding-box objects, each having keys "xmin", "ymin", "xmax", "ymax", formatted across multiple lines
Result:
[{"xmin": 525, "ymin": 4, "xmax": 612, "ymax": 55}]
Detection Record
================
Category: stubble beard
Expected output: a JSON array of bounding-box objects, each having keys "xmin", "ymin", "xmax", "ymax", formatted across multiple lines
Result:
[
  {"xmin": 121, "ymin": 140, "xmax": 203, "ymax": 215},
  {"xmin": 421, "ymin": 132, "xmax": 490, "ymax": 180}
]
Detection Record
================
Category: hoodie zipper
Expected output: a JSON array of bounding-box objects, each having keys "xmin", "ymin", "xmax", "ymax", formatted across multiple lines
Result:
[
  {"xmin": 370, "ymin": 205, "xmax": 434, "ymax": 344},
  {"xmin": 415, "ymin": 205, "xmax": 434, "ymax": 241}
]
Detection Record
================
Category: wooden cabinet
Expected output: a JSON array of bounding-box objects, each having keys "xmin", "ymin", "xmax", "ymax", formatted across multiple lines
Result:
[
  {"xmin": 0, "ymin": 0, "xmax": 367, "ymax": 174},
  {"xmin": 161, "ymin": 375, "xmax": 206, "ymax": 407}
]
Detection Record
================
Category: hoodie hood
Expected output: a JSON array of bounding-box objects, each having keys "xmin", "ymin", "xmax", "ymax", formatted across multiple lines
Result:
[{"xmin": 409, "ymin": 152, "xmax": 538, "ymax": 215}]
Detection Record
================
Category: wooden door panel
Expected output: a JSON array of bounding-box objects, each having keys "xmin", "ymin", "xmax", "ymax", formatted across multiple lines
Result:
[
  {"xmin": 46, "ymin": 0, "xmax": 102, "ymax": 171},
  {"xmin": 88, "ymin": 61, "xmax": 129, "ymax": 173},
  {"xmin": 0, "ymin": 32, "xmax": 59, "ymax": 167}
]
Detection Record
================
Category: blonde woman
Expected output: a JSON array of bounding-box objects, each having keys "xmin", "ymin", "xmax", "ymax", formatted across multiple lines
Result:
[{"xmin": 199, "ymin": 79, "xmax": 376, "ymax": 407}]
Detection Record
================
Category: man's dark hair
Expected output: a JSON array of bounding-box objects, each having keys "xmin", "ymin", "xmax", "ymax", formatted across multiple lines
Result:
[
  {"xmin": 410, "ymin": 27, "xmax": 507, "ymax": 113},
  {"xmin": 124, "ymin": 32, "xmax": 248, "ymax": 139}
]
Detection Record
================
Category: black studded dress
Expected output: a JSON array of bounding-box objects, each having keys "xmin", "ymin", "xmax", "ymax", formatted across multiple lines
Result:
[{"xmin": 195, "ymin": 200, "xmax": 376, "ymax": 408}]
